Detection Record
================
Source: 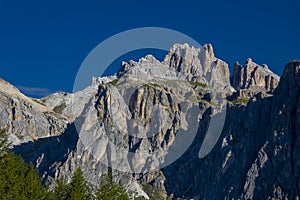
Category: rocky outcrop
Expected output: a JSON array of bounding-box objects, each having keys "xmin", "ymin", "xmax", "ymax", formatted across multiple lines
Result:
[
  {"xmin": 118, "ymin": 54, "xmax": 177, "ymax": 81},
  {"xmin": 231, "ymin": 58, "xmax": 280, "ymax": 97},
  {"xmin": 40, "ymin": 76, "xmax": 116, "ymax": 120},
  {"xmin": 163, "ymin": 43, "xmax": 233, "ymax": 93},
  {"xmin": 0, "ymin": 78, "xmax": 67, "ymax": 144}
]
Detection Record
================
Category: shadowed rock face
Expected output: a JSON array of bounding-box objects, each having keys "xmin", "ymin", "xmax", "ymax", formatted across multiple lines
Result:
[
  {"xmin": 1, "ymin": 44, "xmax": 299, "ymax": 199},
  {"xmin": 163, "ymin": 60, "xmax": 300, "ymax": 199}
]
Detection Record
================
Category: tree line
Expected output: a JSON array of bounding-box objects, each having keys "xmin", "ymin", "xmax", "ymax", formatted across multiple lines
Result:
[{"xmin": 0, "ymin": 129, "xmax": 131, "ymax": 200}]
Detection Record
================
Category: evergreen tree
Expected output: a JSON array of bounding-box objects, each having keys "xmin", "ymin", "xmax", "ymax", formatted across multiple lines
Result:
[
  {"xmin": 96, "ymin": 173, "xmax": 129, "ymax": 200},
  {"xmin": 0, "ymin": 152, "xmax": 47, "ymax": 199},
  {"xmin": 53, "ymin": 178, "xmax": 69, "ymax": 200},
  {"xmin": 67, "ymin": 168, "xmax": 88, "ymax": 200},
  {"xmin": 0, "ymin": 129, "xmax": 47, "ymax": 199},
  {"xmin": 23, "ymin": 162, "xmax": 46, "ymax": 199},
  {"xmin": 0, "ymin": 152, "xmax": 26, "ymax": 199}
]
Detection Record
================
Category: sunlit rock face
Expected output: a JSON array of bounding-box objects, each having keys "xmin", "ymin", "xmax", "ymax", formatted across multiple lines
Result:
[
  {"xmin": 0, "ymin": 78, "xmax": 67, "ymax": 144},
  {"xmin": 231, "ymin": 58, "xmax": 280, "ymax": 98},
  {"xmin": 3, "ymin": 44, "xmax": 300, "ymax": 199}
]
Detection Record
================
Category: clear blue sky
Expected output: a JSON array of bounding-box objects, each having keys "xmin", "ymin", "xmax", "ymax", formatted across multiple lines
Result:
[{"xmin": 0, "ymin": 0, "xmax": 299, "ymax": 97}]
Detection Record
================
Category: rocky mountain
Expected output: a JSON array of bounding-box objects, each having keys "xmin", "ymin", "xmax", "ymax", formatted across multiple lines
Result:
[
  {"xmin": 163, "ymin": 60, "xmax": 300, "ymax": 199},
  {"xmin": 0, "ymin": 78, "xmax": 67, "ymax": 144},
  {"xmin": 231, "ymin": 58, "xmax": 280, "ymax": 98},
  {"xmin": 1, "ymin": 43, "xmax": 299, "ymax": 199}
]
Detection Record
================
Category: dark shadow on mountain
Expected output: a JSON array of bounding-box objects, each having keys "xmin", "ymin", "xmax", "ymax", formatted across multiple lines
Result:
[
  {"xmin": 13, "ymin": 123, "xmax": 78, "ymax": 181},
  {"xmin": 161, "ymin": 95, "xmax": 272, "ymax": 199},
  {"xmin": 161, "ymin": 106, "xmax": 214, "ymax": 198}
]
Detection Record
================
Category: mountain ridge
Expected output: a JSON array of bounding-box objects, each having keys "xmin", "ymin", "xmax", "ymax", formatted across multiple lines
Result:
[{"xmin": 1, "ymin": 43, "xmax": 299, "ymax": 199}]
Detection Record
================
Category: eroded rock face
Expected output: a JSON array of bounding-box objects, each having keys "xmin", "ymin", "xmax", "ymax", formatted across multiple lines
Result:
[
  {"xmin": 0, "ymin": 79, "xmax": 67, "ymax": 144},
  {"xmin": 54, "ymin": 44, "xmax": 231, "ymax": 187},
  {"xmin": 163, "ymin": 43, "xmax": 233, "ymax": 92},
  {"xmin": 231, "ymin": 58, "xmax": 280, "ymax": 97},
  {"xmin": 239, "ymin": 61, "xmax": 300, "ymax": 199},
  {"xmin": 40, "ymin": 76, "xmax": 116, "ymax": 120},
  {"xmin": 163, "ymin": 61, "xmax": 300, "ymax": 199},
  {"xmin": 119, "ymin": 43, "xmax": 233, "ymax": 93},
  {"xmin": 3, "ymin": 44, "xmax": 299, "ymax": 199},
  {"xmin": 55, "ymin": 76, "xmax": 212, "ymax": 186}
]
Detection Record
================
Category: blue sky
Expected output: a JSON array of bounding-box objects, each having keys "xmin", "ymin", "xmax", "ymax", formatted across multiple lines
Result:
[{"xmin": 0, "ymin": 0, "xmax": 299, "ymax": 97}]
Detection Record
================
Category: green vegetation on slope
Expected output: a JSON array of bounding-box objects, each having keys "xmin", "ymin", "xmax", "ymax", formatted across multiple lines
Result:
[
  {"xmin": 188, "ymin": 81, "xmax": 207, "ymax": 88},
  {"xmin": 142, "ymin": 184, "xmax": 167, "ymax": 200},
  {"xmin": 53, "ymin": 102, "xmax": 67, "ymax": 114},
  {"xmin": 0, "ymin": 130, "xmax": 47, "ymax": 200},
  {"xmin": 230, "ymin": 97, "xmax": 249, "ymax": 105},
  {"xmin": 107, "ymin": 78, "xmax": 119, "ymax": 86},
  {"xmin": 96, "ymin": 172, "xmax": 129, "ymax": 200}
]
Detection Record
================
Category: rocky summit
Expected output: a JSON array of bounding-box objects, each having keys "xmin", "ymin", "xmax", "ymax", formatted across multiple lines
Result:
[{"xmin": 1, "ymin": 43, "xmax": 299, "ymax": 199}]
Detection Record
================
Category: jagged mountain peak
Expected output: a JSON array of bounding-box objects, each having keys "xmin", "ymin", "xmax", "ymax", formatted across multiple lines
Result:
[
  {"xmin": 203, "ymin": 43, "xmax": 215, "ymax": 59},
  {"xmin": 92, "ymin": 76, "xmax": 117, "ymax": 86},
  {"xmin": 2, "ymin": 43, "xmax": 299, "ymax": 199},
  {"xmin": 120, "ymin": 54, "xmax": 162, "ymax": 70},
  {"xmin": 138, "ymin": 54, "xmax": 161, "ymax": 64},
  {"xmin": 162, "ymin": 43, "xmax": 233, "ymax": 92},
  {"xmin": 245, "ymin": 57, "xmax": 253, "ymax": 64},
  {"xmin": 166, "ymin": 43, "xmax": 215, "ymax": 58},
  {"xmin": 165, "ymin": 43, "xmax": 215, "ymax": 62},
  {"xmin": 231, "ymin": 58, "xmax": 280, "ymax": 97},
  {"xmin": 168, "ymin": 42, "xmax": 195, "ymax": 52},
  {"xmin": 117, "ymin": 43, "xmax": 233, "ymax": 93}
]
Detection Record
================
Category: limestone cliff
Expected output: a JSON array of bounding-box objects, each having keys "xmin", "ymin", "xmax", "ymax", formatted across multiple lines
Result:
[
  {"xmin": 0, "ymin": 78, "xmax": 67, "ymax": 144},
  {"xmin": 231, "ymin": 58, "xmax": 280, "ymax": 98},
  {"xmin": 2, "ymin": 44, "xmax": 299, "ymax": 199}
]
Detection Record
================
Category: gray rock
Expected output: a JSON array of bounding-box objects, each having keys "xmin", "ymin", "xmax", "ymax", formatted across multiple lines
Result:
[
  {"xmin": 2, "ymin": 45, "xmax": 299, "ymax": 199},
  {"xmin": 0, "ymin": 78, "xmax": 67, "ymax": 143},
  {"xmin": 163, "ymin": 43, "xmax": 234, "ymax": 93},
  {"xmin": 231, "ymin": 58, "xmax": 280, "ymax": 97},
  {"xmin": 126, "ymin": 182, "xmax": 150, "ymax": 199}
]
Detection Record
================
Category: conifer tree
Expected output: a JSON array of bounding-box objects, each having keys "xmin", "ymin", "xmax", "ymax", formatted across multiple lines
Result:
[
  {"xmin": 96, "ymin": 172, "xmax": 129, "ymax": 200},
  {"xmin": 67, "ymin": 167, "xmax": 88, "ymax": 200},
  {"xmin": 23, "ymin": 162, "xmax": 46, "ymax": 199},
  {"xmin": 53, "ymin": 178, "xmax": 69, "ymax": 200},
  {"xmin": 0, "ymin": 129, "xmax": 47, "ymax": 199},
  {"xmin": 0, "ymin": 152, "xmax": 46, "ymax": 199}
]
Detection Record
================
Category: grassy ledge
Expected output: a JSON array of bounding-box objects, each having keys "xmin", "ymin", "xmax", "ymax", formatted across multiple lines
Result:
[
  {"xmin": 188, "ymin": 81, "xmax": 207, "ymax": 88},
  {"xmin": 230, "ymin": 97, "xmax": 249, "ymax": 105}
]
